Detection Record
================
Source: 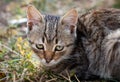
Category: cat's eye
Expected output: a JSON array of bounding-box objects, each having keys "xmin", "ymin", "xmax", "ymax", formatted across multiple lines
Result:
[
  {"xmin": 36, "ymin": 44, "xmax": 44, "ymax": 50},
  {"xmin": 55, "ymin": 45, "xmax": 64, "ymax": 51}
]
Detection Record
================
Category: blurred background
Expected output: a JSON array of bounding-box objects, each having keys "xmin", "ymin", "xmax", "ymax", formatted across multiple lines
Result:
[
  {"xmin": 0, "ymin": 0, "xmax": 119, "ymax": 38},
  {"xmin": 0, "ymin": 0, "xmax": 120, "ymax": 82}
]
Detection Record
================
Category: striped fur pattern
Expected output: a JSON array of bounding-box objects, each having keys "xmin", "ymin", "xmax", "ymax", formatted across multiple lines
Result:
[
  {"xmin": 78, "ymin": 8, "xmax": 120, "ymax": 81},
  {"xmin": 27, "ymin": 14, "xmax": 76, "ymax": 67},
  {"xmin": 26, "ymin": 5, "xmax": 88, "ymax": 77}
]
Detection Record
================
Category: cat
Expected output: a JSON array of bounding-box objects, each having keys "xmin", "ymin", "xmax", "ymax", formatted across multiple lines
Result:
[
  {"xmin": 77, "ymin": 8, "xmax": 120, "ymax": 81},
  {"xmin": 26, "ymin": 5, "xmax": 90, "ymax": 81},
  {"xmin": 26, "ymin": 5, "xmax": 120, "ymax": 81}
]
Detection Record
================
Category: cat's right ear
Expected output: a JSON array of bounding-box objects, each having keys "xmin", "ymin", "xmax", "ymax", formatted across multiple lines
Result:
[{"xmin": 27, "ymin": 5, "xmax": 43, "ymax": 31}]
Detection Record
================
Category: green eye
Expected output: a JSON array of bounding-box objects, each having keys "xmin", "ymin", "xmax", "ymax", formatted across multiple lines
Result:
[
  {"xmin": 36, "ymin": 44, "xmax": 44, "ymax": 50},
  {"xmin": 55, "ymin": 45, "xmax": 64, "ymax": 51}
]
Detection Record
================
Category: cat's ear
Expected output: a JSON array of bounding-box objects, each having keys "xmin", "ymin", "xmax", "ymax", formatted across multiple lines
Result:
[
  {"xmin": 27, "ymin": 5, "xmax": 43, "ymax": 22},
  {"xmin": 61, "ymin": 9, "xmax": 78, "ymax": 25},
  {"xmin": 61, "ymin": 9, "xmax": 78, "ymax": 34},
  {"xmin": 27, "ymin": 5, "xmax": 43, "ymax": 31}
]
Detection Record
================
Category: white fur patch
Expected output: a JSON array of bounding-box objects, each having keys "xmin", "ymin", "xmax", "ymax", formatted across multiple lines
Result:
[{"xmin": 107, "ymin": 29, "xmax": 120, "ymax": 40}]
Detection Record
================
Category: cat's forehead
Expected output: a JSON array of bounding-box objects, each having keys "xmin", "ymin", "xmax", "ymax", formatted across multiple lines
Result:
[
  {"xmin": 43, "ymin": 15, "xmax": 60, "ymax": 42},
  {"xmin": 44, "ymin": 15, "xmax": 60, "ymax": 23}
]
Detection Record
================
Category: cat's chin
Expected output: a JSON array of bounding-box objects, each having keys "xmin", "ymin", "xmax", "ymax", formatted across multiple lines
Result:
[
  {"xmin": 42, "ymin": 63, "xmax": 57, "ymax": 67},
  {"xmin": 40, "ymin": 59, "xmax": 61, "ymax": 67}
]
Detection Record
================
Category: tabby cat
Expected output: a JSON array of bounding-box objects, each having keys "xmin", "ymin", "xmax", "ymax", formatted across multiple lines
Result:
[{"xmin": 26, "ymin": 5, "xmax": 120, "ymax": 81}]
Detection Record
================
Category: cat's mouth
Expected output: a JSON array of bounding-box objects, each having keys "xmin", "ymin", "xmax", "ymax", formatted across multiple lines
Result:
[{"xmin": 40, "ymin": 59, "xmax": 60, "ymax": 67}]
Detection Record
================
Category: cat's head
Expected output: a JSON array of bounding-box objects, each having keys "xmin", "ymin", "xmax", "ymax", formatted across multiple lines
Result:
[{"xmin": 26, "ymin": 5, "xmax": 78, "ymax": 67}]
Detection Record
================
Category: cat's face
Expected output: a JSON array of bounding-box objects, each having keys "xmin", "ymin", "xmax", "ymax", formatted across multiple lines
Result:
[{"xmin": 26, "ymin": 5, "xmax": 78, "ymax": 67}]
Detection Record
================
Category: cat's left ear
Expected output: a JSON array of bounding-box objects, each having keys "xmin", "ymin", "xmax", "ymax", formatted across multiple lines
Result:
[{"xmin": 61, "ymin": 9, "xmax": 78, "ymax": 33}]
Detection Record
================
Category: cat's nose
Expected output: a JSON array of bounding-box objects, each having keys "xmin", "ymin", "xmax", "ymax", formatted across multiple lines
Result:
[
  {"xmin": 45, "ymin": 51, "xmax": 53, "ymax": 63},
  {"xmin": 46, "ymin": 59, "xmax": 51, "ymax": 63}
]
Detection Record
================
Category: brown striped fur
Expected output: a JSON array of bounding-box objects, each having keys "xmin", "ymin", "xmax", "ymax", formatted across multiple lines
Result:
[{"xmin": 78, "ymin": 8, "xmax": 120, "ymax": 81}]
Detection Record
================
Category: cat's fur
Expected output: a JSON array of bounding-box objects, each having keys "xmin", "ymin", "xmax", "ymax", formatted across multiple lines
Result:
[
  {"xmin": 78, "ymin": 8, "xmax": 120, "ymax": 81},
  {"xmin": 26, "ymin": 5, "xmax": 89, "ymax": 80},
  {"xmin": 26, "ymin": 5, "xmax": 120, "ymax": 81}
]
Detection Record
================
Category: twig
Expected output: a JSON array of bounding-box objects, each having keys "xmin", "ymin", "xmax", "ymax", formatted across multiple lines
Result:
[
  {"xmin": 19, "ymin": 68, "xmax": 28, "ymax": 81},
  {"xmin": 60, "ymin": 74, "xmax": 70, "ymax": 81},
  {"xmin": 13, "ymin": 72, "xmax": 16, "ymax": 82},
  {"xmin": 74, "ymin": 75, "xmax": 80, "ymax": 82},
  {"xmin": 60, "ymin": 70, "xmax": 72, "ymax": 82},
  {"xmin": 39, "ymin": 74, "xmax": 45, "ymax": 82},
  {"xmin": 0, "ymin": 76, "xmax": 8, "ymax": 81},
  {"xmin": 46, "ymin": 78, "xmax": 57, "ymax": 82},
  {"xmin": 65, "ymin": 70, "xmax": 72, "ymax": 82}
]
